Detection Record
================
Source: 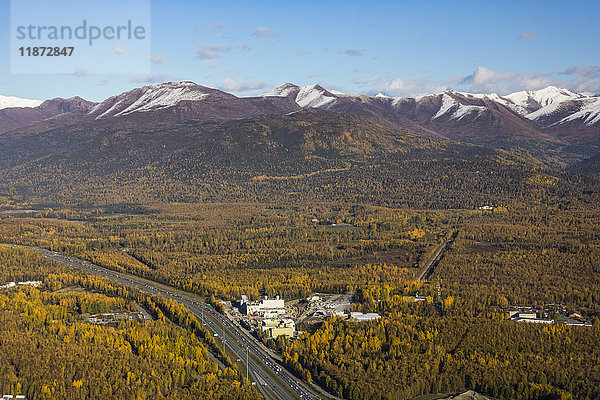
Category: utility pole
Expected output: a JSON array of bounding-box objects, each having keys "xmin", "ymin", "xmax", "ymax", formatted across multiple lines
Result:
[
  {"xmin": 246, "ymin": 346, "xmax": 249, "ymax": 381},
  {"xmin": 437, "ymin": 277, "xmax": 445, "ymax": 315}
]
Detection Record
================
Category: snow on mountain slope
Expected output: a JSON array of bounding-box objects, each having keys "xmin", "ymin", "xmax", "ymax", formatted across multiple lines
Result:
[
  {"xmin": 295, "ymin": 85, "xmax": 336, "ymax": 108},
  {"xmin": 505, "ymin": 86, "xmax": 583, "ymax": 114},
  {"xmin": 453, "ymin": 86, "xmax": 600, "ymax": 126},
  {"xmin": 0, "ymin": 94, "xmax": 43, "ymax": 110},
  {"xmin": 514, "ymin": 88, "xmax": 600, "ymax": 126},
  {"xmin": 525, "ymin": 100, "xmax": 569, "ymax": 121},
  {"xmin": 89, "ymin": 81, "xmax": 214, "ymax": 119},
  {"xmin": 260, "ymin": 83, "xmax": 299, "ymax": 98},
  {"xmin": 431, "ymin": 94, "xmax": 456, "ymax": 120},
  {"xmin": 457, "ymin": 91, "xmax": 523, "ymax": 113},
  {"xmin": 77, "ymin": 81, "xmax": 600, "ymax": 130},
  {"xmin": 430, "ymin": 93, "xmax": 486, "ymax": 121},
  {"xmin": 455, "ymin": 86, "xmax": 586, "ymax": 117},
  {"xmin": 115, "ymin": 85, "xmax": 208, "ymax": 116},
  {"xmin": 556, "ymin": 98, "xmax": 600, "ymax": 126},
  {"xmin": 456, "ymin": 87, "xmax": 581, "ymax": 116},
  {"xmin": 453, "ymin": 103, "xmax": 486, "ymax": 121},
  {"xmin": 261, "ymin": 83, "xmax": 337, "ymax": 108}
]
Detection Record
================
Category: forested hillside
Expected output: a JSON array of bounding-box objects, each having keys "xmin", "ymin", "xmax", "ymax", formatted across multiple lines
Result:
[{"xmin": 1, "ymin": 110, "xmax": 597, "ymax": 208}]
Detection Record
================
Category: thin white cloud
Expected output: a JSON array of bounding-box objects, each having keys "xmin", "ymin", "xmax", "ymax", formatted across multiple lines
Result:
[
  {"xmin": 560, "ymin": 66, "xmax": 600, "ymax": 78},
  {"xmin": 519, "ymin": 32, "xmax": 540, "ymax": 40},
  {"xmin": 112, "ymin": 45, "xmax": 125, "ymax": 55},
  {"xmin": 319, "ymin": 82, "xmax": 347, "ymax": 94},
  {"xmin": 196, "ymin": 45, "xmax": 232, "ymax": 59},
  {"xmin": 130, "ymin": 75, "xmax": 176, "ymax": 84},
  {"xmin": 195, "ymin": 45, "xmax": 251, "ymax": 60},
  {"xmin": 361, "ymin": 76, "xmax": 385, "ymax": 85},
  {"xmin": 219, "ymin": 78, "xmax": 268, "ymax": 92},
  {"xmin": 356, "ymin": 75, "xmax": 446, "ymax": 97},
  {"xmin": 149, "ymin": 55, "xmax": 168, "ymax": 64},
  {"xmin": 61, "ymin": 68, "xmax": 89, "ymax": 77},
  {"xmin": 456, "ymin": 66, "xmax": 600, "ymax": 94},
  {"xmin": 457, "ymin": 66, "xmax": 556, "ymax": 94},
  {"xmin": 382, "ymin": 77, "xmax": 448, "ymax": 97},
  {"xmin": 343, "ymin": 49, "xmax": 363, "ymax": 56},
  {"xmin": 369, "ymin": 65, "xmax": 600, "ymax": 97},
  {"xmin": 251, "ymin": 27, "xmax": 278, "ymax": 38},
  {"xmin": 210, "ymin": 22, "xmax": 242, "ymax": 30},
  {"xmin": 557, "ymin": 65, "xmax": 600, "ymax": 93}
]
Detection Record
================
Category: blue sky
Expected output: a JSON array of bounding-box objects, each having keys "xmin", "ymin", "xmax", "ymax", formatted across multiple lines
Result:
[{"xmin": 1, "ymin": 0, "xmax": 599, "ymax": 101}]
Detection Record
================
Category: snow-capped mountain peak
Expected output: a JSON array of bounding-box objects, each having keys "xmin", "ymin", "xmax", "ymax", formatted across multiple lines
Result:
[
  {"xmin": 260, "ymin": 83, "xmax": 300, "ymax": 98},
  {"xmin": 295, "ymin": 84, "xmax": 336, "ymax": 108},
  {"xmin": 0, "ymin": 94, "xmax": 43, "ymax": 110},
  {"xmin": 431, "ymin": 93, "xmax": 486, "ymax": 121},
  {"xmin": 65, "ymin": 81, "xmax": 600, "ymax": 129},
  {"xmin": 442, "ymin": 86, "xmax": 600, "ymax": 126},
  {"xmin": 504, "ymin": 86, "xmax": 583, "ymax": 113},
  {"xmin": 555, "ymin": 98, "xmax": 600, "ymax": 126},
  {"xmin": 89, "ymin": 81, "xmax": 218, "ymax": 119},
  {"xmin": 261, "ymin": 83, "xmax": 337, "ymax": 108}
]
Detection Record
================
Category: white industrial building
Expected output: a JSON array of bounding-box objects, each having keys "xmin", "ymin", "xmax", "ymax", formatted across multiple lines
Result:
[
  {"xmin": 240, "ymin": 295, "xmax": 286, "ymax": 318},
  {"xmin": 0, "ymin": 281, "xmax": 42, "ymax": 290},
  {"xmin": 509, "ymin": 308, "xmax": 552, "ymax": 324},
  {"xmin": 349, "ymin": 312, "xmax": 381, "ymax": 322},
  {"xmin": 511, "ymin": 317, "xmax": 554, "ymax": 324}
]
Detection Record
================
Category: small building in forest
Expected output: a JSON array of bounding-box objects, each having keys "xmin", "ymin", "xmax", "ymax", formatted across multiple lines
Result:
[{"xmin": 349, "ymin": 312, "xmax": 381, "ymax": 322}]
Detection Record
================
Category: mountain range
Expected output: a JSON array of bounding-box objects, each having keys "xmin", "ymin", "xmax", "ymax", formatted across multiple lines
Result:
[
  {"xmin": 262, "ymin": 83, "xmax": 600, "ymax": 156},
  {"xmin": 0, "ymin": 81, "xmax": 599, "ymax": 207},
  {"xmin": 3, "ymin": 82, "xmax": 599, "ymax": 154}
]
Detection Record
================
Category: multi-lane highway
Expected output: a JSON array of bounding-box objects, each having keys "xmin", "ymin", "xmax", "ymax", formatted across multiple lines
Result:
[
  {"xmin": 190, "ymin": 301, "xmax": 315, "ymax": 400},
  {"xmin": 19, "ymin": 245, "xmax": 326, "ymax": 400}
]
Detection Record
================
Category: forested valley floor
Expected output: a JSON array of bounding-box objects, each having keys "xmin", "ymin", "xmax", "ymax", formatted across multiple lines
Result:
[{"xmin": 1, "ymin": 201, "xmax": 599, "ymax": 399}]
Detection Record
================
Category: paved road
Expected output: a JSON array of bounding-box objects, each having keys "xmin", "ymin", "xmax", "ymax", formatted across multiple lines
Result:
[
  {"xmin": 416, "ymin": 230, "xmax": 458, "ymax": 281},
  {"xmin": 14, "ymin": 245, "xmax": 325, "ymax": 400},
  {"xmin": 189, "ymin": 302, "xmax": 316, "ymax": 400}
]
